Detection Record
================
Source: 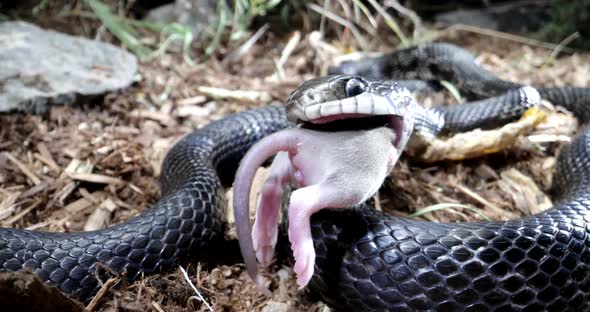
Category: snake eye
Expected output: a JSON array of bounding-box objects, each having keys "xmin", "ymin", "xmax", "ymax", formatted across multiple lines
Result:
[{"xmin": 345, "ymin": 78, "xmax": 366, "ymax": 97}]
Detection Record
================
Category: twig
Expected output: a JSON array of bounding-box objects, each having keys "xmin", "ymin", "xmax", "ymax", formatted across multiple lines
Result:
[
  {"xmin": 317, "ymin": 0, "xmax": 329, "ymax": 37},
  {"xmin": 151, "ymin": 301, "xmax": 166, "ymax": 312},
  {"xmin": 527, "ymin": 134, "xmax": 572, "ymax": 143},
  {"xmin": 336, "ymin": 0, "xmax": 376, "ymax": 36},
  {"xmin": 366, "ymin": 0, "xmax": 409, "ymax": 46},
  {"xmin": 350, "ymin": 0, "xmax": 378, "ymax": 29},
  {"xmin": 222, "ymin": 23, "xmax": 270, "ymax": 64},
  {"xmin": 4, "ymin": 152, "xmax": 41, "ymax": 185},
  {"xmin": 307, "ymin": 3, "xmax": 369, "ymax": 48},
  {"xmin": 272, "ymin": 31, "xmax": 301, "ymax": 80},
  {"xmin": 179, "ymin": 266, "xmax": 213, "ymax": 312},
  {"xmin": 66, "ymin": 172, "xmax": 125, "ymax": 185},
  {"xmin": 85, "ymin": 277, "xmax": 118, "ymax": 311},
  {"xmin": 335, "ymin": 0, "xmax": 353, "ymax": 27},
  {"xmin": 128, "ymin": 183, "xmax": 144, "ymax": 195},
  {"xmin": 445, "ymin": 24, "xmax": 576, "ymax": 52},
  {"xmin": 384, "ymin": 0, "xmax": 422, "ymax": 40},
  {"xmin": 278, "ymin": 31, "xmax": 301, "ymax": 69},
  {"xmin": 541, "ymin": 32, "xmax": 580, "ymax": 68},
  {"xmin": 25, "ymin": 216, "xmax": 68, "ymax": 231},
  {"xmin": 408, "ymin": 203, "xmax": 490, "ymax": 221},
  {"xmin": 79, "ymin": 188, "xmax": 100, "ymax": 204},
  {"xmin": 373, "ymin": 192, "xmax": 382, "ymax": 211},
  {"xmin": 57, "ymin": 182, "xmax": 79, "ymax": 206},
  {"xmin": 136, "ymin": 276, "xmax": 145, "ymax": 302},
  {"xmin": 448, "ymin": 179, "xmax": 518, "ymax": 219},
  {"xmin": 1, "ymin": 199, "xmax": 41, "ymax": 226},
  {"xmin": 197, "ymin": 86, "xmax": 271, "ymax": 102}
]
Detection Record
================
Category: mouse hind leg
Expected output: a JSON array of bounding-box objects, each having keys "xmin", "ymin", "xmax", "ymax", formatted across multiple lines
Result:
[{"xmin": 252, "ymin": 152, "xmax": 294, "ymax": 267}]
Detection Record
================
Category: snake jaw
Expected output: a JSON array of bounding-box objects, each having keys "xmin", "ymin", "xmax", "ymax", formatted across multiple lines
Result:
[
  {"xmin": 288, "ymin": 80, "xmax": 415, "ymax": 122},
  {"xmin": 285, "ymin": 74, "xmax": 417, "ymax": 153}
]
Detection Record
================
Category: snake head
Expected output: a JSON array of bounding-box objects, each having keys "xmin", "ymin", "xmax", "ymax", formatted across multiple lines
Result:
[{"xmin": 286, "ymin": 74, "xmax": 417, "ymax": 152}]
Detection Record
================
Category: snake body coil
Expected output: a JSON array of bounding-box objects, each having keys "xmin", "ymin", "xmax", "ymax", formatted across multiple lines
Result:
[{"xmin": 1, "ymin": 43, "xmax": 590, "ymax": 311}]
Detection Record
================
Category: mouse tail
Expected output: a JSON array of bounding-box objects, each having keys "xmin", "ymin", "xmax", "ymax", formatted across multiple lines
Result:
[{"xmin": 232, "ymin": 128, "xmax": 302, "ymax": 295}]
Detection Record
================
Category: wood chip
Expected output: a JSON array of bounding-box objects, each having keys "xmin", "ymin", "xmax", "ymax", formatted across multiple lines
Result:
[
  {"xmin": 112, "ymin": 198, "xmax": 133, "ymax": 210},
  {"xmin": 36, "ymin": 142, "xmax": 60, "ymax": 172},
  {"xmin": 25, "ymin": 216, "xmax": 68, "ymax": 231},
  {"xmin": 0, "ymin": 192, "xmax": 21, "ymax": 221},
  {"xmin": 83, "ymin": 198, "xmax": 118, "ymax": 231},
  {"xmin": 64, "ymin": 191, "xmax": 106, "ymax": 214},
  {"xmin": 57, "ymin": 181, "xmax": 78, "ymax": 206},
  {"xmin": 176, "ymin": 103, "xmax": 216, "ymax": 118},
  {"xmin": 497, "ymin": 168, "xmax": 552, "ymax": 215},
  {"xmin": 63, "ymin": 197, "xmax": 94, "ymax": 214},
  {"xmin": 1, "ymin": 199, "xmax": 42, "ymax": 226},
  {"xmin": 448, "ymin": 179, "xmax": 519, "ymax": 220},
  {"xmin": 95, "ymin": 145, "xmax": 114, "ymax": 155},
  {"xmin": 19, "ymin": 182, "xmax": 49, "ymax": 199},
  {"xmin": 3, "ymin": 152, "xmax": 41, "ymax": 185},
  {"xmin": 60, "ymin": 159, "xmax": 82, "ymax": 179},
  {"xmin": 1, "ymin": 185, "xmax": 24, "ymax": 193},
  {"xmin": 129, "ymin": 109, "xmax": 174, "ymax": 125},
  {"xmin": 177, "ymin": 95, "xmax": 207, "ymax": 106},
  {"xmin": 79, "ymin": 188, "xmax": 100, "ymax": 204},
  {"xmin": 111, "ymin": 126, "xmax": 141, "ymax": 135},
  {"xmin": 197, "ymin": 86, "xmax": 271, "ymax": 102},
  {"xmin": 66, "ymin": 172, "xmax": 125, "ymax": 185}
]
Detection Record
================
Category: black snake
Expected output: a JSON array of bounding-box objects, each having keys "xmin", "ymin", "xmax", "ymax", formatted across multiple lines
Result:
[{"xmin": 1, "ymin": 43, "xmax": 590, "ymax": 311}]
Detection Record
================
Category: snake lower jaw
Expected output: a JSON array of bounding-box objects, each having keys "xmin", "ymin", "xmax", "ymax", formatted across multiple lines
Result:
[
  {"xmin": 300, "ymin": 114, "xmax": 408, "ymax": 149},
  {"xmin": 306, "ymin": 112, "xmax": 376, "ymax": 124}
]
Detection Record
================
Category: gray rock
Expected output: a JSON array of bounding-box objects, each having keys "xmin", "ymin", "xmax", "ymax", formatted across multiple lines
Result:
[
  {"xmin": 145, "ymin": 0, "xmax": 217, "ymax": 40},
  {"xmin": 0, "ymin": 21, "xmax": 137, "ymax": 113}
]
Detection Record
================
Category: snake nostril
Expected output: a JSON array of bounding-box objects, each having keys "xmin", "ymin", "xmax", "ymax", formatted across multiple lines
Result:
[{"xmin": 306, "ymin": 92, "xmax": 321, "ymax": 103}]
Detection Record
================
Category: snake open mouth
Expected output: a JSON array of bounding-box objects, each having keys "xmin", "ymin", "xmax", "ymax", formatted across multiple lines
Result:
[{"xmin": 300, "ymin": 114, "xmax": 406, "ymax": 148}]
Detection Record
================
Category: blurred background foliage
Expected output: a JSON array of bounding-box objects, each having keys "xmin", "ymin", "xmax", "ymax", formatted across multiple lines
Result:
[{"xmin": 0, "ymin": 0, "xmax": 588, "ymax": 60}]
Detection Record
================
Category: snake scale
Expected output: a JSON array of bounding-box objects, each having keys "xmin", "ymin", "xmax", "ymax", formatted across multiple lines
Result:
[{"xmin": 2, "ymin": 43, "xmax": 590, "ymax": 311}]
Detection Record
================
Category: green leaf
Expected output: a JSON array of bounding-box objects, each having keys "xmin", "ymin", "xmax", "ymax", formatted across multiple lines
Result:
[
  {"xmin": 440, "ymin": 80, "xmax": 463, "ymax": 103},
  {"xmin": 84, "ymin": 0, "xmax": 152, "ymax": 59}
]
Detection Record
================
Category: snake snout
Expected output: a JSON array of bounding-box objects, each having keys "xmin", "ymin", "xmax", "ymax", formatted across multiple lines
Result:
[{"xmin": 286, "ymin": 75, "xmax": 371, "ymax": 123}]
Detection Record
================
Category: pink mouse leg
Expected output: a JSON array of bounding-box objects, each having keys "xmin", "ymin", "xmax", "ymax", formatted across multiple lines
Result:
[
  {"xmin": 287, "ymin": 185, "xmax": 323, "ymax": 288},
  {"xmin": 287, "ymin": 184, "xmax": 357, "ymax": 288},
  {"xmin": 252, "ymin": 152, "xmax": 294, "ymax": 266}
]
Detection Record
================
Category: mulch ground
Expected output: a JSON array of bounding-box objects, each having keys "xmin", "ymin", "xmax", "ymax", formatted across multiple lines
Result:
[{"xmin": 1, "ymin": 14, "xmax": 589, "ymax": 312}]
